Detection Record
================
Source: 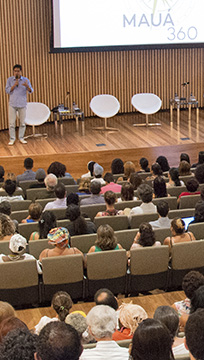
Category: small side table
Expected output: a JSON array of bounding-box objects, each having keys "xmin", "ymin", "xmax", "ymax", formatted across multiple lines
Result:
[
  {"xmin": 53, "ymin": 109, "xmax": 85, "ymax": 136},
  {"xmin": 170, "ymin": 98, "xmax": 199, "ymax": 122}
]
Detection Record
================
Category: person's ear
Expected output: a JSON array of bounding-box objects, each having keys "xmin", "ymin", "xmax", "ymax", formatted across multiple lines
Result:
[
  {"xmin": 184, "ymin": 338, "xmax": 189, "ymax": 351},
  {"xmin": 129, "ymin": 342, "xmax": 132, "ymax": 355},
  {"xmin": 34, "ymin": 353, "xmax": 42, "ymax": 360}
]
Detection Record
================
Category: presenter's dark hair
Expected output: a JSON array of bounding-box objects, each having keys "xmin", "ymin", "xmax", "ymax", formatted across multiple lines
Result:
[{"xmin": 13, "ymin": 64, "xmax": 22, "ymax": 71}]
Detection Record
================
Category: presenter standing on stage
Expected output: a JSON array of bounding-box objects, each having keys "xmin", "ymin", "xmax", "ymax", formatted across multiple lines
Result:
[{"xmin": 5, "ymin": 64, "xmax": 33, "ymax": 146}]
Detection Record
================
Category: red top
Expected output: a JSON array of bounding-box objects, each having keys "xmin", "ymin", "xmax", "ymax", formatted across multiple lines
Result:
[
  {"xmin": 179, "ymin": 191, "xmax": 200, "ymax": 199},
  {"xmin": 100, "ymin": 182, "xmax": 122, "ymax": 194},
  {"xmin": 112, "ymin": 328, "xmax": 132, "ymax": 341}
]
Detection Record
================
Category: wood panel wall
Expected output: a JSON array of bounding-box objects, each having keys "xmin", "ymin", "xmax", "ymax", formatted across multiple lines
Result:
[{"xmin": 0, "ymin": 0, "xmax": 203, "ymax": 130}]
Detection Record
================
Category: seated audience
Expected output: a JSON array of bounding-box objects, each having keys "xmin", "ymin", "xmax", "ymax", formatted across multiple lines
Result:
[
  {"xmin": 100, "ymin": 173, "xmax": 122, "ymax": 194},
  {"xmin": 112, "ymin": 302, "xmax": 147, "ymax": 341},
  {"xmin": 0, "ymin": 180, "xmax": 24, "ymax": 202},
  {"xmin": 195, "ymin": 163, "xmax": 204, "ymax": 184},
  {"xmin": 192, "ymin": 150, "xmax": 204, "ymax": 168},
  {"xmin": 29, "ymin": 168, "xmax": 46, "ymax": 188},
  {"xmin": 130, "ymin": 223, "xmax": 161, "ymax": 249},
  {"xmin": 96, "ymin": 191, "xmax": 123, "ymax": 217},
  {"xmin": 21, "ymin": 202, "xmax": 42, "ymax": 223},
  {"xmin": 164, "ymin": 218, "xmax": 195, "ymax": 248},
  {"xmin": 35, "ymin": 291, "xmax": 73, "ymax": 334},
  {"xmin": 146, "ymin": 162, "xmax": 163, "ymax": 181},
  {"xmin": 0, "ymin": 173, "xmax": 22, "ymax": 191},
  {"xmin": 178, "ymin": 160, "xmax": 193, "ymax": 176},
  {"xmin": 91, "ymin": 163, "xmax": 106, "ymax": 185},
  {"xmin": 129, "ymin": 172, "xmax": 143, "ymax": 190},
  {"xmin": 80, "ymin": 305, "xmax": 129, "ymax": 359},
  {"xmin": 123, "ymin": 161, "xmax": 136, "ymax": 180},
  {"xmin": 47, "ymin": 161, "xmax": 74, "ymax": 180},
  {"xmin": 172, "ymin": 270, "xmax": 204, "ymax": 331},
  {"xmin": 130, "ymin": 318, "xmax": 173, "ymax": 360},
  {"xmin": 0, "ymin": 301, "xmax": 15, "ymax": 325},
  {"xmin": 129, "ymin": 184, "xmax": 157, "ymax": 216},
  {"xmin": 149, "ymin": 200, "xmax": 171, "ymax": 229},
  {"xmin": 35, "ymin": 322, "xmax": 82, "ymax": 360},
  {"xmin": 16, "ymin": 157, "xmax": 36, "ymax": 184},
  {"xmin": 44, "ymin": 174, "xmax": 58, "ymax": 197},
  {"xmin": 189, "ymin": 200, "xmax": 204, "ymax": 224},
  {"xmin": 65, "ymin": 204, "xmax": 96, "ymax": 236},
  {"xmin": 80, "ymin": 181, "xmax": 105, "ymax": 205},
  {"xmin": 111, "ymin": 158, "xmax": 124, "ymax": 175},
  {"xmin": 0, "ymin": 202, "xmax": 18, "ymax": 231},
  {"xmin": 0, "ymin": 328, "xmax": 37, "ymax": 360},
  {"xmin": 66, "ymin": 192, "xmax": 80, "ymax": 206},
  {"xmin": 0, "ymin": 317, "xmax": 28, "ymax": 343},
  {"xmin": 156, "ymin": 155, "xmax": 170, "ymax": 172},
  {"xmin": 167, "ymin": 167, "xmax": 184, "ymax": 187},
  {"xmin": 180, "ymin": 152, "xmax": 190, "ymax": 165},
  {"xmin": 65, "ymin": 313, "xmax": 88, "ymax": 344},
  {"xmin": 185, "ymin": 308, "xmax": 204, "ymax": 360},
  {"xmin": 153, "ymin": 176, "xmax": 168, "ymax": 198},
  {"xmin": 0, "ymin": 234, "xmax": 42, "ymax": 273},
  {"xmin": 39, "ymin": 227, "xmax": 83, "ymax": 262},
  {"xmin": 0, "ymin": 166, "xmax": 5, "ymax": 183},
  {"xmin": 190, "ymin": 284, "xmax": 204, "ymax": 313},
  {"xmin": 88, "ymin": 224, "xmax": 123, "ymax": 253},
  {"xmin": 153, "ymin": 305, "xmax": 189, "ymax": 357},
  {"xmin": 139, "ymin": 157, "xmax": 150, "ymax": 172},
  {"xmin": 77, "ymin": 178, "xmax": 91, "ymax": 195},
  {"xmin": 118, "ymin": 183, "xmax": 137, "ymax": 202},
  {"xmin": 81, "ymin": 161, "xmax": 96, "ymax": 178},
  {"xmin": 43, "ymin": 183, "xmax": 67, "ymax": 211},
  {"xmin": 30, "ymin": 210, "xmax": 57, "ymax": 240},
  {"xmin": 178, "ymin": 178, "xmax": 200, "ymax": 199},
  {"xmin": 94, "ymin": 288, "xmax": 119, "ymax": 310},
  {"xmin": 0, "ymin": 213, "xmax": 16, "ymax": 241}
]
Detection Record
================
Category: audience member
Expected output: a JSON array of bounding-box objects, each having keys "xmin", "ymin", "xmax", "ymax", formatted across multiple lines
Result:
[
  {"xmin": 80, "ymin": 181, "xmax": 105, "ymax": 205},
  {"xmin": 96, "ymin": 191, "xmax": 123, "ymax": 217},
  {"xmin": 190, "ymin": 284, "xmax": 204, "ymax": 313},
  {"xmin": 30, "ymin": 210, "xmax": 57, "ymax": 240},
  {"xmin": 149, "ymin": 200, "xmax": 171, "ymax": 229},
  {"xmin": 16, "ymin": 157, "xmax": 36, "ymax": 184},
  {"xmin": 156, "ymin": 155, "xmax": 170, "ymax": 172},
  {"xmin": 88, "ymin": 224, "xmax": 123, "ymax": 253},
  {"xmin": 178, "ymin": 178, "xmax": 200, "ymax": 199},
  {"xmin": 0, "ymin": 166, "xmax": 5, "ymax": 183},
  {"xmin": 112, "ymin": 302, "xmax": 147, "ymax": 341},
  {"xmin": 0, "ymin": 179, "xmax": 24, "ymax": 202},
  {"xmin": 147, "ymin": 163, "xmax": 163, "ymax": 181},
  {"xmin": 0, "ymin": 316, "xmax": 28, "ymax": 343},
  {"xmin": 139, "ymin": 157, "xmax": 150, "ymax": 172},
  {"xmin": 80, "ymin": 305, "xmax": 129, "ymax": 359},
  {"xmin": 65, "ymin": 313, "xmax": 87, "ymax": 343},
  {"xmin": 100, "ymin": 173, "xmax": 122, "ymax": 194},
  {"xmin": 129, "ymin": 184, "xmax": 156, "ymax": 216},
  {"xmin": 35, "ymin": 322, "xmax": 82, "ymax": 360},
  {"xmin": 81, "ymin": 161, "xmax": 96, "ymax": 178},
  {"xmin": 77, "ymin": 178, "xmax": 91, "ymax": 195},
  {"xmin": 189, "ymin": 201, "xmax": 204, "ymax": 224},
  {"xmin": 29, "ymin": 168, "xmax": 46, "ymax": 188},
  {"xmin": 180, "ymin": 153, "xmax": 190, "ymax": 165},
  {"xmin": 167, "ymin": 167, "xmax": 184, "ymax": 187},
  {"xmin": 192, "ymin": 150, "xmax": 204, "ymax": 168},
  {"xmin": 178, "ymin": 160, "xmax": 192, "ymax": 176},
  {"xmin": 65, "ymin": 204, "xmax": 96, "ymax": 236},
  {"xmin": 43, "ymin": 183, "xmax": 67, "ymax": 211},
  {"xmin": 0, "ymin": 201, "xmax": 11, "ymax": 216},
  {"xmin": 153, "ymin": 305, "xmax": 188, "ymax": 357},
  {"xmin": 94, "ymin": 288, "xmax": 119, "ymax": 310},
  {"xmin": 0, "ymin": 328, "xmax": 37, "ymax": 360},
  {"xmin": 185, "ymin": 309, "xmax": 204, "ymax": 360},
  {"xmin": 123, "ymin": 161, "xmax": 136, "ymax": 180},
  {"xmin": 153, "ymin": 176, "xmax": 168, "ymax": 198},
  {"xmin": 21, "ymin": 202, "xmax": 42, "ymax": 223},
  {"xmin": 0, "ymin": 172, "xmax": 22, "ymax": 191},
  {"xmin": 44, "ymin": 173, "xmax": 58, "ymax": 196},
  {"xmin": 130, "ymin": 223, "xmax": 161, "ymax": 249},
  {"xmin": 0, "ymin": 213, "xmax": 15, "ymax": 241},
  {"xmin": 0, "ymin": 301, "xmax": 15, "ymax": 324},
  {"xmin": 118, "ymin": 183, "xmax": 137, "ymax": 202},
  {"xmin": 195, "ymin": 163, "xmax": 204, "ymax": 184},
  {"xmin": 91, "ymin": 163, "xmax": 106, "ymax": 185},
  {"xmin": 39, "ymin": 227, "xmax": 83, "ymax": 262},
  {"xmin": 35, "ymin": 291, "xmax": 73, "ymax": 334},
  {"xmin": 47, "ymin": 161, "xmax": 74, "ymax": 180},
  {"xmin": 164, "ymin": 218, "xmax": 195, "ymax": 248},
  {"xmin": 67, "ymin": 192, "xmax": 80, "ymax": 206},
  {"xmin": 0, "ymin": 234, "xmax": 42, "ymax": 273},
  {"xmin": 111, "ymin": 158, "xmax": 124, "ymax": 174},
  {"xmin": 130, "ymin": 318, "xmax": 173, "ymax": 360},
  {"xmin": 129, "ymin": 172, "xmax": 143, "ymax": 190}
]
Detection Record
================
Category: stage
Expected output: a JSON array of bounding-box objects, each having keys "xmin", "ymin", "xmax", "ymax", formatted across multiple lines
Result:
[{"xmin": 0, "ymin": 109, "xmax": 203, "ymax": 180}]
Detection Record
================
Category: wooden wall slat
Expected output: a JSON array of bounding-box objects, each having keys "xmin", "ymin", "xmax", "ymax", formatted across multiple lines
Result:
[{"xmin": 0, "ymin": 0, "xmax": 203, "ymax": 130}]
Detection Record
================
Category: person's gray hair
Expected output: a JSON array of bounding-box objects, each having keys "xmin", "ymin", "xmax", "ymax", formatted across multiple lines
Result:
[
  {"xmin": 65, "ymin": 313, "xmax": 87, "ymax": 337},
  {"xmin": 86, "ymin": 305, "xmax": 117, "ymax": 339},
  {"xmin": 44, "ymin": 174, "xmax": 58, "ymax": 191}
]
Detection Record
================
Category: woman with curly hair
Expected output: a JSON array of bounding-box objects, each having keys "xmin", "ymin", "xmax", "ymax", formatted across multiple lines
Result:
[
  {"xmin": 164, "ymin": 218, "xmax": 195, "ymax": 248},
  {"xmin": 130, "ymin": 223, "xmax": 161, "ymax": 249},
  {"xmin": 88, "ymin": 224, "xmax": 123, "ymax": 253},
  {"xmin": 47, "ymin": 161, "xmax": 75, "ymax": 181}
]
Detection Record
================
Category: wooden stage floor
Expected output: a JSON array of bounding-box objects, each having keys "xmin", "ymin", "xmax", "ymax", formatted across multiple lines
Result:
[{"xmin": 0, "ymin": 109, "xmax": 204, "ymax": 179}]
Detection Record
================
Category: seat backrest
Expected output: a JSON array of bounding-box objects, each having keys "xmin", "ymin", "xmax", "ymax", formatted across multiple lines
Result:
[
  {"xmin": 19, "ymin": 180, "xmax": 38, "ymax": 195},
  {"xmin": 154, "ymin": 227, "xmax": 171, "ymax": 244},
  {"xmin": 65, "ymin": 185, "xmax": 79, "ymax": 194},
  {"xmin": 153, "ymin": 197, "xmax": 177, "ymax": 210},
  {"xmin": 129, "ymin": 213, "xmax": 158, "ymax": 229},
  {"xmin": 179, "ymin": 175, "xmax": 195, "ymax": 185},
  {"xmin": 10, "ymin": 200, "xmax": 32, "ymax": 211},
  {"xmin": 37, "ymin": 198, "xmax": 56, "ymax": 209},
  {"xmin": 0, "ymin": 240, "xmax": 10, "ymax": 255},
  {"xmin": 86, "ymin": 249, "xmax": 127, "ymax": 280},
  {"xmin": 90, "ymin": 94, "xmax": 120, "ymax": 119},
  {"xmin": 80, "ymin": 204, "xmax": 106, "ymax": 221},
  {"xmin": 130, "ymin": 246, "xmax": 169, "ymax": 275},
  {"xmin": 115, "ymin": 229, "xmax": 137, "ymax": 250},
  {"xmin": 0, "ymin": 189, "xmax": 24, "ymax": 197},
  {"xmin": 50, "ymin": 208, "xmax": 66, "ymax": 220},
  {"xmin": 171, "ymin": 240, "xmax": 204, "ymax": 270},
  {"xmin": 167, "ymin": 185, "xmax": 187, "ymax": 198},
  {"xmin": 188, "ymin": 222, "xmax": 204, "ymax": 240},
  {"xmin": 0, "ymin": 259, "xmax": 39, "ymax": 289},
  {"xmin": 115, "ymin": 200, "xmax": 142, "ymax": 211},
  {"xmin": 131, "ymin": 93, "xmax": 162, "ymax": 115},
  {"xmin": 169, "ymin": 208, "xmax": 195, "ymax": 219},
  {"xmin": 29, "ymin": 239, "xmax": 52, "ymax": 259},
  {"xmin": 18, "ymin": 222, "xmax": 39, "ymax": 240},
  {"xmin": 10, "ymin": 210, "xmax": 29, "ymax": 223},
  {"xmin": 71, "ymin": 233, "xmax": 97, "ymax": 253},
  {"xmin": 179, "ymin": 195, "xmax": 200, "ymax": 209},
  {"xmin": 94, "ymin": 215, "xmax": 129, "ymax": 231},
  {"xmin": 26, "ymin": 188, "xmax": 55, "ymax": 201},
  {"xmin": 58, "ymin": 177, "xmax": 75, "ymax": 185}
]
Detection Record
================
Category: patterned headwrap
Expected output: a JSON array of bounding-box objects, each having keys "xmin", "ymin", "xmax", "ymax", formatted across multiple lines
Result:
[{"xmin": 48, "ymin": 227, "xmax": 70, "ymax": 248}]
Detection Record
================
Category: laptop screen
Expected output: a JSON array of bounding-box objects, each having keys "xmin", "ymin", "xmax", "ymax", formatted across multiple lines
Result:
[{"xmin": 182, "ymin": 217, "xmax": 194, "ymax": 230}]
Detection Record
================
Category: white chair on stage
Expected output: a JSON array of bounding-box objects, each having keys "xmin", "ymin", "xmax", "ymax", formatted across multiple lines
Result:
[
  {"xmin": 24, "ymin": 102, "xmax": 50, "ymax": 139},
  {"xmin": 90, "ymin": 94, "xmax": 120, "ymax": 131},
  {"xmin": 131, "ymin": 93, "xmax": 162, "ymax": 127}
]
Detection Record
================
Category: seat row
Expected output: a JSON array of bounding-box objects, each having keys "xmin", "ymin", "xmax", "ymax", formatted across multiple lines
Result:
[{"xmin": 1, "ymin": 239, "xmax": 204, "ymax": 307}]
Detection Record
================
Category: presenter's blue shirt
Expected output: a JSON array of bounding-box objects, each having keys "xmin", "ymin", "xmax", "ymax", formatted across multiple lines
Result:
[{"xmin": 5, "ymin": 76, "xmax": 33, "ymax": 108}]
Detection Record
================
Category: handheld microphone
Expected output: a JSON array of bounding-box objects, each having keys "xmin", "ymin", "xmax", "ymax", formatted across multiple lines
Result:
[
  {"xmin": 181, "ymin": 82, "xmax": 189, "ymax": 86},
  {"xmin": 15, "ymin": 75, "xmax": 18, "ymax": 87}
]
